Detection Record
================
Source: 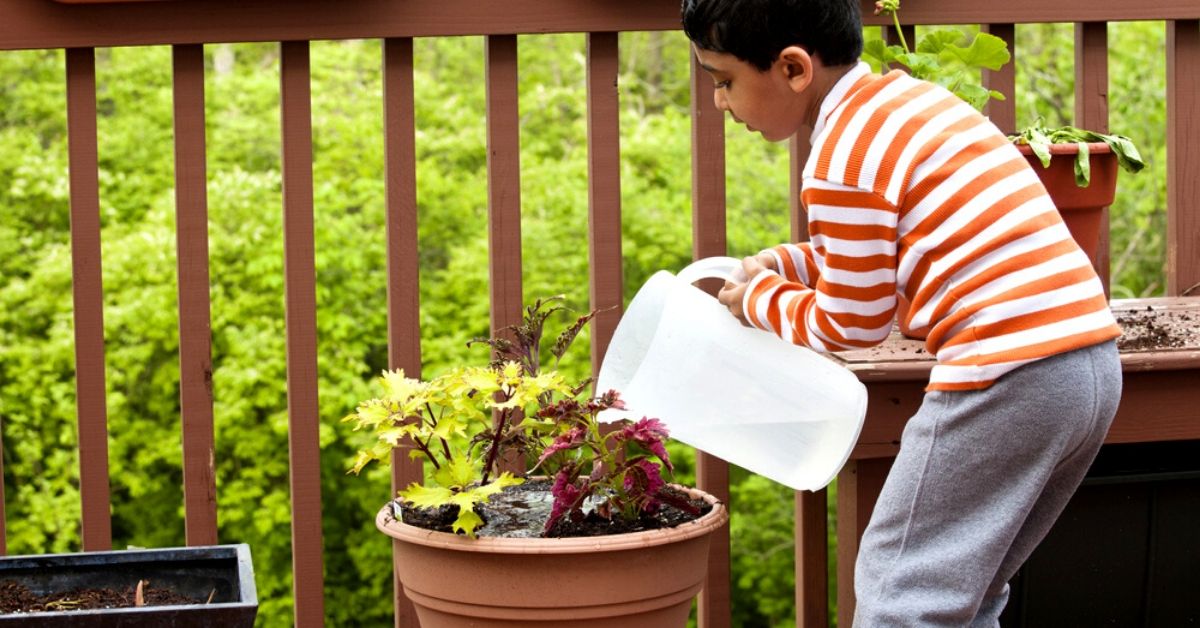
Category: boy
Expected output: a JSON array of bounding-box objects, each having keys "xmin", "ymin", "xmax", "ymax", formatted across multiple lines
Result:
[{"xmin": 682, "ymin": 0, "xmax": 1122, "ymax": 625}]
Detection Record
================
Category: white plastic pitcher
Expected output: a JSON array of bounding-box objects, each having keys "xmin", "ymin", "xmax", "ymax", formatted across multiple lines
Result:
[{"xmin": 596, "ymin": 257, "xmax": 868, "ymax": 492}]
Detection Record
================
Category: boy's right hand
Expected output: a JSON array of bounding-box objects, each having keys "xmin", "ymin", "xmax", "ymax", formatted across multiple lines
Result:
[{"xmin": 716, "ymin": 252, "xmax": 779, "ymax": 325}]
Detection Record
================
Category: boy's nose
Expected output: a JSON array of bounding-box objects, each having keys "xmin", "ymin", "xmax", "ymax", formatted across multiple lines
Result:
[{"xmin": 713, "ymin": 88, "xmax": 729, "ymax": 113}]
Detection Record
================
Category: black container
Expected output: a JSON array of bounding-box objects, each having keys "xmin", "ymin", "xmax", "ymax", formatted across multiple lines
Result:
[
  {"xmin": 0, "ymin": 543, "xmax": 257, "ymax": 627},
  {"xmin": 1001, "ymin": 440, "xmax": 1200, "ymax": 626}
]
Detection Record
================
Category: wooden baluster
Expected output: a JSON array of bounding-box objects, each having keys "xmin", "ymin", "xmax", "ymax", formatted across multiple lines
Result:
[
  {"xmin": 280, "ymin": 39, "xmax": 324, "ymax": 628},
  {"xmin": 690, "ymin": 51, "xmax": 732, "ymax": 628},
  {"xmin": 383, "ymin": 36, "xmax": 422, "ymax": 628},
  {"xmin": 789, "ymin": 133, "xmax": 827, "ymax": 628},
  {"xmin": 486, "ymin": 34, "xmax": 523, "ymax": 335},
  {"xmin": 485, "ymin": 35, "xmax": 524, "ymax": 474},
  {"xmin": 586, "ymin": 31, "xmax": 623, "ymax": 373},
  {"xmin": 983, "ymin": 24, "xmax": 1017, "ymax": 135},
  {"xmin": 1075, "ymin": 22, "xmax": 1112, "ymax": 294},
  {"xmin": 66, "ymin": 46, "xmax": 113, "ymax": 553},
  {"xmin": 1167, "ymin": 20, "xmax": 1200, "ymax": 296},
  {"xmin": 0, "ymin": 415, "xmax": 4, "ymax": 554},
  {"xmin": 795, "ymin": 489, "xmax": 829, "ymax": 628},
  {"xmin": 172, "ymin": 42, "xmax": 219, "ymax": 547}
]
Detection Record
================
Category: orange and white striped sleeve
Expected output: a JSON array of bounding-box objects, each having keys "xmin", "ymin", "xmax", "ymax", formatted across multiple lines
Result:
[
  {"xmin": 742, "ymin": 179, "xmax": 899, "ymax": 353},
  {"xmin": 760, "ymin": 242, "xmax": 821, "ymax": 287}
]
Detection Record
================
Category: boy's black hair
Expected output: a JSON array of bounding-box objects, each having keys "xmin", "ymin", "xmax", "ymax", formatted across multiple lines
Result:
[{"xmin": 681, "ymin": 0, "xmax": 863, "ymax": 71}]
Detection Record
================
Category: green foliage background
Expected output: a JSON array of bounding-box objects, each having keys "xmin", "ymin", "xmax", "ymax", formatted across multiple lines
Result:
[{"xmin": 0, "ymin": 22, "xmax": 1167, "ymax": 627}]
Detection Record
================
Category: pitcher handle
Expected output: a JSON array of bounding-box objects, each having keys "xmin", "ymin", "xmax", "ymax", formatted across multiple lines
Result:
[{"xmin": 676, "ymin": 256, "xmax": 750, "ymax": 285}]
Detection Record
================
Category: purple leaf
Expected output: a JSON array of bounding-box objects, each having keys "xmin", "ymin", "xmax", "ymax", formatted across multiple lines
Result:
[
  {"xmin": 536, "ymin": 426, "xmax": 586, "ymax": 466},
  {"xmin": 616, "ymin": 418, "xmax": 674, "ymax": 471},
  {"xmin": 587, "ymin": 389, "xmax": 626, "ymax": 412},
  {"xmin": 545, "ymin": 470, "xmax": 590, "ymax": 534},
  {"xmin": 536, "ymin": 398, "xmax": 581, "ymax": 421},
  {"xmin": 624, "ymin": 459, "xmax": 666, "ymax": 495}
]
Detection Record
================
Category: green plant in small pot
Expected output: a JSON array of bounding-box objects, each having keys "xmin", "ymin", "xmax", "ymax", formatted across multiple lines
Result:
[
  {"xmin": 343, "ymin": 296, "xmax": 728, "ymax": 628},
  {"xmin": 866, "ymin": 0, "xmax": 1145, "ymax": 271}
]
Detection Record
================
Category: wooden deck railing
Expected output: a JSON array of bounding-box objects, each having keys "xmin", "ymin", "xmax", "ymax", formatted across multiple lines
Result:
[{"xmin": 1, "ymin": 1, "xmax": 1198, "ymax": 626}]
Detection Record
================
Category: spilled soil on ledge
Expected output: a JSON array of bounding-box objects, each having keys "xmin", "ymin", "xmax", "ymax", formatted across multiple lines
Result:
[{"xmin": 1115, "ymin": 306, "xmax": 1198, "ymax": 351}]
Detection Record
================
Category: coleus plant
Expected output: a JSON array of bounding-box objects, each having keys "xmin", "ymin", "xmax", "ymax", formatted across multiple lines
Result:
[
  {"xmin": 867, "ymin": 0, "xmax": 1143, "ymax": 187},
  {"xmin": 530, "ymin": 391, "xmax": 698, "ymax": 535},
  {"xmin": 343, "ymin": 362, "xmax": 565, "ymax": 537},
  {"xmin": 345, "ymin": 295, "xmax": 691, "ymax": 538}
]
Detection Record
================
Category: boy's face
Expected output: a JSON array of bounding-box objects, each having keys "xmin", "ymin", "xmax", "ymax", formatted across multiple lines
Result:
[{"xmin": 693, "ymin": 45, "xmax": 812, "ymax": 143}]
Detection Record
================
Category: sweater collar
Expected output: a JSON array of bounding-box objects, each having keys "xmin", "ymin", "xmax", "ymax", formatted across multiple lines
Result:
[{"xmin": 809, "ymin": 61, "xmax": 873, "ymax": 143}]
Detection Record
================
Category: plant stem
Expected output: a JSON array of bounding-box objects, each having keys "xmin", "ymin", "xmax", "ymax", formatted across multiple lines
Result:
[
  {"xmin": 409, "ymin": 405, "xmax": 444, "ymax": 469},
  {"xmin": 892, "ymin": 12, "xmax": 911, "ymax": 53},
  {"xmin": 413, "ymin": 435, "xmax": 441, "ymax": 470},
  {"xmin": 480, "ymin": 403, "xmax": 511, "ymax": 484}
]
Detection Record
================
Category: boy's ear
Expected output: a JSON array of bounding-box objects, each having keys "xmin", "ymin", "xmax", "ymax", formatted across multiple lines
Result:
[{"xmin": 777, "ymin": 45, "xmax": 814, "ymax": 94}]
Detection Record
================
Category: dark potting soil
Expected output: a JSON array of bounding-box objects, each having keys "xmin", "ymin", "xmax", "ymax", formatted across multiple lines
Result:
[
  {"xmin": 0, "ymin": 580, "xmax": 203, "ymax": 614},
  {"xmin": 394, "ymin": 479, "xmax": 714, "ymax": 539},
  {"xmin": 1116, "ymin": 306, "xmax": 1197, "ymax": 351}
]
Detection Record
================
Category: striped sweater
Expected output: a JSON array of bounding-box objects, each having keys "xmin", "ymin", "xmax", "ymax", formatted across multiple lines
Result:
[{"xmin": 743, "ymin": 62, "xmax": 1121, "ymax": 391}]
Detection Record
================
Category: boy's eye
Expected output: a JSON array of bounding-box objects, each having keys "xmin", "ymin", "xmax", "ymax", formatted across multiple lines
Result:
[{"xmin": 714, "ymin": 80, "xmax": 730, "ymax": 89}]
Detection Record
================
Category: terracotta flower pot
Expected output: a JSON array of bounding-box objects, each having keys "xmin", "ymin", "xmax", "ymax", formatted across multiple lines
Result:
[
  {"xmin": 1018, "ymin": 141, "xmax": 1119, "ymax": 269},
  {"xmin": 375, "ymin": 485, "xmax": 728, "ymax": 627}
]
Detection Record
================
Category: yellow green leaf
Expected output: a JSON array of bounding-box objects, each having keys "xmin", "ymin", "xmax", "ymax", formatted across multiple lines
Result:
[
  {"xmin": 452, "ymin": 508, "xmax": 484, "ymax": 537},
  {"xmin": 433, "ymin": 456, "xmax": 478, "ymax": 489},
  {"xmin": 490, "ymin": 393, "xmax": 522, "ymax": 410},
  {"xmin": 474, "ymin": 472, "xmax": 524, "ymax": 498},
  {"xmin": 350, "ymin": 401, "xmax": 392, "ymax": 430},
  {"xmin": 348, "ymin": 451, "xmax": 372, "ymax": 475},
  {"xmin": 399, "ymin": 483, "xmax": 454, "ymax": 509},
  {"xmin": 457, "ymin": 367, "xmax": 500, "ymax": 395},
  {"xmin": 431, "ymin": 414, "xmax": 468, "ymax": 441},
  {"xmin": 380, "ymin": 369, "xmax": 420, "ymax": 402},
  {"xmin": 500, "ymin": 361, "xmax": 522, "ymax": 383}
]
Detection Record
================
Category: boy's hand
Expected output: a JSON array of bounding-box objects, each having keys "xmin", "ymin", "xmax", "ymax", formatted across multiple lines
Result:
[{"xmin": 717, "ymin": 253, "xmax": 777, "ymax": 325}]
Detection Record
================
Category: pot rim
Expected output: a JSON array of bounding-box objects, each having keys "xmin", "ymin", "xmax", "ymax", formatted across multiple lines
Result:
[
  {"xmin": 375, "ymin": 483, "xmax": 729, "ymax": 554},
  {"xmin": 1015, "ymin": 141, "xmax": 1113, "ymax": 156}
]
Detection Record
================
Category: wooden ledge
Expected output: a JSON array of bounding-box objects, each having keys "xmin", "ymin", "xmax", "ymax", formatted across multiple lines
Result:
[{"xmin": 832, "ymin": 296, "xmax": 1200, "ymax": 382}]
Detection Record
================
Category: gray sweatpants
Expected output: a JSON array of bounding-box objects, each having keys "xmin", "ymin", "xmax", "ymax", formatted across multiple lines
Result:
[{"xmin": 853, "ymin": 340, "xmax": 1122, "ymax": 627}]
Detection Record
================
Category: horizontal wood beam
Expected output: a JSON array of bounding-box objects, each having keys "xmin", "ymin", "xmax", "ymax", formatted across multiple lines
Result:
[
  {"xmin": 3, "ymin": 0, "xmax": 1199, "ymax": 51},
  {"xmin": 1, "ymin": 0, "xmax": 679, "ymax": 51},
  {"xmin": 858, "ymin": 0, "xmax": 1200, "ymax": 26},
  {"xmin": 850, "ymin": 369, "xmax": 1200, "ymax": 460}
]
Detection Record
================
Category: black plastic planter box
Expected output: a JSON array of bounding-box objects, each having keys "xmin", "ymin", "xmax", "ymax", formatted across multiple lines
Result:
[
  {"xmin": 1001, "ymin": 440, "xmax": 1200, "ymax": 626},
  {"xmin": 0, "ymin": 543, "xmax": 257, "ymax": 627}
]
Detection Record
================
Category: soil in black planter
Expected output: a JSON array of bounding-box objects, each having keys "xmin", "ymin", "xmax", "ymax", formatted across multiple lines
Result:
[
  {"xmin": 0, "ymin": 580, "xmax": 203, "ymax": 613},
  {"xmin": 395, "ymin": 479, "xmax": 713, "ymax": 539}
]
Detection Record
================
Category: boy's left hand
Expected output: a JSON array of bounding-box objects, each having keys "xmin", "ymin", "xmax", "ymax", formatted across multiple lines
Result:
[{"xmin": 717, "ymin": 254, "xmax": 775, "ymax": 325}]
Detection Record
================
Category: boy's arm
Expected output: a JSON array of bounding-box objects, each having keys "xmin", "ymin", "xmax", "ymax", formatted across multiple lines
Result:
[
  {"xmin": 760, "ymin": 242, "xmax": 821, "ymax": 287},
  {"xmin": 741, "ymin": 181, "xmax": 899, "ymax": 352}
]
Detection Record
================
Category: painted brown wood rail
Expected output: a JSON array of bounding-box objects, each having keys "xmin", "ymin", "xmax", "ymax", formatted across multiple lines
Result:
[{"xmin": 7, "ymin": 2, "xmax": 1198, "ymax": 626}]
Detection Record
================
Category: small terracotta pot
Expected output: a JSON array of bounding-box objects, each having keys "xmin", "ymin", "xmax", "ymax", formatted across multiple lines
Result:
[
  {"xmin": 376, "ymin": 485, "xmax": 728, "ymax": 627},
  {"xmin": 1018, "ymin": 142, "xmax": 1119, "ymax": 269}
]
